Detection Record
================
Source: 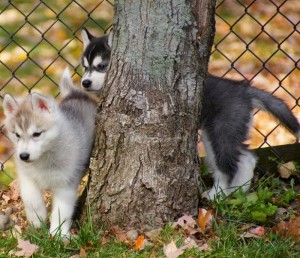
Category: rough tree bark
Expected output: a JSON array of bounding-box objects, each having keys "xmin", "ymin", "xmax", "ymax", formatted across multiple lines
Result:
[{"xmin": 85, "ymin": 0, "xmax": 216, "ymax": 231}]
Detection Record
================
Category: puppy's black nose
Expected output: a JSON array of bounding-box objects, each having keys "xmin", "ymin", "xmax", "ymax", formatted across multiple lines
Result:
[
  {"xmin": 20, "ymin": 152, "xmax": 30, "ymax": 161},
  {"xmin": 82, "ymin": 79, "xmax": 92, "ymax": 88}
]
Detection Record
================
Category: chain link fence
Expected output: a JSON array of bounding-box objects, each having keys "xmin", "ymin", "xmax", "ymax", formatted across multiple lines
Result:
[
  {"xmin": 0, "ymin": 0, "xmax": 299, "ymax": 186},
  {"xmin": 0, "ymin": 0, "xmax": 114, "ymax": 187},
  {"xmin": 207, "ymin": 0, "xmax": 300, "ymax": 173}
]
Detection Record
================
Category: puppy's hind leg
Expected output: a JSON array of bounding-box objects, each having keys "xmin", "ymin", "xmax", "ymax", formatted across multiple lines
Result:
[
  {"xmin": 228, "ymin": 150, "xmax": 257, "ymax": 194},
  {"xmin": 201, "ymin": 129, "xmax": 230, "ymax": 199}
]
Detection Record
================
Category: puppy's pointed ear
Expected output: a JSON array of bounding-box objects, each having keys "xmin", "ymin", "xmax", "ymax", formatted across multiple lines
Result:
[
  {"xmin": 107, "ymin": 30, "xmax": 113, "ymax": 48},
  {"xmin": 31, "ymin": 93, "xmax": 56, "ymax": 113},
  {"xmin": 3, "ymin": 94, "xmax": 18, "ymax": 117},
  {"xmin": 59, "ymin": 67, "xmax": 75, "ymax": 96},
  {"xmin": 81, "ymin": 28, "xmax": 95, "ymax": 51}
]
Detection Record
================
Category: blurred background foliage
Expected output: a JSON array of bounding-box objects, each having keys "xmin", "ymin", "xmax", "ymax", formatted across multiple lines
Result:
[
  {"xmin": 209, "ymin": 0, "xmax": 300, "ymax": 150},
  {"xmin": 0, "ymin": 0, "xmax": 300, "ymax": 186}
]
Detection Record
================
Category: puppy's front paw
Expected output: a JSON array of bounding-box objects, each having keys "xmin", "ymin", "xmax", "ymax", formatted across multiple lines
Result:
[{"xmin": 202, "ymin": 187, "xmax": 225, "ymax": 201}]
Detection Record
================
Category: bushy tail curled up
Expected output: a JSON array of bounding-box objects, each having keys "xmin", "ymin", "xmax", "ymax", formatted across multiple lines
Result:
[
  {"xmin": 59, "ymin": 67, "xmax": 79, "ymax": 97},
  {"xmin": 248, "ymin": 86, "xmax": 300, "ymax": 138}
]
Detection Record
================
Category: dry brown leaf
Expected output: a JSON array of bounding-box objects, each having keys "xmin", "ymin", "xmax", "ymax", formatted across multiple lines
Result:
[
  {"xmin": 68, "ymin": 254, "xmax": 81, "ymax": 258},
  {"xmin": 183, "ymin": 237, "xmax": 211, "ymax": 252},
  {"xmin": 134, "ymin": 235, "xmax": 144, "ymax": 250},
  {"xmin": 163, "ymin": 237, "xmax": 209, "ymax": 258},
  {"xmin": 272, "ymin": 217, "xmax": 300, "ymax": 239},
  {"xmin": 80, "ymin": 247, "xmax": 87, "ymax": 258},
  {"xmin": 163, "ymin": 240, "xmax": 184, "ymax": 258},
  {"xmin": 2, "ymin": 194, "xmax": 10, "ymax": 203},
  {"xmin": 11, "ymin": 225, "xmax": 23, "ymax": 240},
  {"xmin": 278, "ymin": 162, "xmax": 295, "ymax": 179},
  {"xmin": 173, "ymin": 214, "xmax": 196, "ymax": 228},
  {"xmin": 100, "ymin": 235, "xmax": 109, "ymax": 246},
  {"xmin": 240, "ymin": 226, "xmax": 265, "ymax": 238},
  {"xmin": 110, "ymin": 225, "xmax": 128, "ymax": 242},
  {"xmin": 197, "ymin": 208, "xmax": 213, "ymax": 231},
  {"xmin": 172, "ymin": 214, "xmax": 199, "ymax": 235},
  {"xmin": 13, "ymin": 239, "xmax": 39, "ymax": 257},
  {"xmin": 9, "ymin": 180, "xmax": 20, "ymax": 201}
]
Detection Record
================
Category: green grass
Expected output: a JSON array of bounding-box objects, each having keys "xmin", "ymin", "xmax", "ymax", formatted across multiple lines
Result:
[
  {"xmin": 2, "ymin": 217, "xmax": 300, "ymax": 258},
  {"xmin": 210, "ymin": 222, "xmax": 298, "ymax": 258},
  {"xmin": 2, "ymin": 161, "xmax": 299, "ymax": 257}
]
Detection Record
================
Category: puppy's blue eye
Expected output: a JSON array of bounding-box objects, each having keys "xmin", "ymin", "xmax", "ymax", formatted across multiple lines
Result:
[
  {"xmin": 32, "ymin": 132, "xmax": 42, "ymax": 137},
  {"xmin": 96, "ymin": 63, "xmax": 107, "ymax": 72}
]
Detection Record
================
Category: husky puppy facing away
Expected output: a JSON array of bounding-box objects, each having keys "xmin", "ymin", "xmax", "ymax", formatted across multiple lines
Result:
[
  {"xmin": 80, "ymin": 28, "xmax": 300, "ymax": 200},
  {"xmin": 3, "ymin": 68, "xmax": 97, "ymax": 237},
  {"xmin": 201, "ymin": 75, "xmax": 300, "ymax": 198}
]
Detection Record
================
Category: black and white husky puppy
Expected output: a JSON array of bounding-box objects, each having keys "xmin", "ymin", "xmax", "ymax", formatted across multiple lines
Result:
[{"xmin": 80, "ymin": 28, "xmax": 300, "ymax": 199}]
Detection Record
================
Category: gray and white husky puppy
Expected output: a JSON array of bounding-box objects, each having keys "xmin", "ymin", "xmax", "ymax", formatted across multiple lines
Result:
[
  {"xmin": 3, "ymin": 68, "xmax": 97, "ymax": 236},
  {"xmin": 80, "ymin": 28, "xmax": 300, "ymax": 200}
]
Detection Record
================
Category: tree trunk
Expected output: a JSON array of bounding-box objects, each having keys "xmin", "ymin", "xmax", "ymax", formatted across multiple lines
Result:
[{"xmin": 85, "ymin": 0, "xmax": 216, "ymax": 231}]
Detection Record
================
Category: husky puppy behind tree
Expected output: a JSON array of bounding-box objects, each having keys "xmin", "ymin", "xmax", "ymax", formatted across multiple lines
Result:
[
  {"xmin": 3, "ymin": 68, "xmax": 97, "ymax": 237},
  {"xmin": 80, "ymin": 28, "xmax": 300, "ymax": 200}
]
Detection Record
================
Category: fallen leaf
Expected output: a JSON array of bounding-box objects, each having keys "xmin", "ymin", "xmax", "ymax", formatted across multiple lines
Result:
[
  {"xmin": 68, "ymin": 254, "xmax": 81, "ymax": 258},
  {"xmin": 183, "ymin": 237, "xmax": 211, "ymax": 252},
  {"xmin": 163, "ymin": 240, "xmax": 184, "ymax": 258},
  {"xmin": 272, "ymin": 221, "xmax": 288, "ymax": 237},
  {"xmin": 11, "ymin": 225, "xmax": 22, "ymax": 240},
  {"xmin": 272, "ymin": 217, "xmax": 300, "ymax": 239},
  {"xmin": 100, "ymin": 235, "xmax": 109, "ymax": 246},
  {"xmin": 14, "ymin": 239, "xmax": 39, "ymax": 257},
  {"xmin": 198, "ymin": 242, "xmax": 211, "ymax": 252},
  {"xmin": 135, "ymin": 235, "xmax": 144, "ymax": 250},
  {"xmin": 80, "ymin": 247, "xmax": 87, "ymax": 258},
  {"xmin": 163, "ymin": 237, "xmax": 209, "ymax": 258},
  {"xmin": 2, "ymin": 194, "xmax": 10, "ymax": 203},
  {"xmin": 173, "ymin": 214, "xmax": 196, "ymax": 228},
  {"xmin": 110, "ymin": 226, "xmax": 128, "ymax": 242},
  {"xmin": 274, "ymin": 207, "xmax": 289, "ymax": 221},
  {"xmin": 240, "ymin": 226, "xmax": 265, "ymax": 238},
  {"xmin": 172, "ymin": 214, "xmax": 198, "ymax": 235},
  {"xmin": 183, "ymin": 237, "xmax": 198, "ymax": 249},
  {"xmin": 9, "ymin": 180, "xmax": 20, "ymax": 201},
  {"xmin": 197, "ymin": 208, "xmax": 213, "ymax": 231},
  {"xmin": 278, "ymin": 162, "xmax": 295, "ymax": 179}
]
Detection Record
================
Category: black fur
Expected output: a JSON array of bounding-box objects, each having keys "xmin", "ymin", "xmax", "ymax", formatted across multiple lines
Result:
[
  {"xmin": 81, "ymin": 28, "xmax": 300, "ymax": 196},
  {"xmin": 201, "ymin": 75, "xmax": 300, "ymax": 182}
]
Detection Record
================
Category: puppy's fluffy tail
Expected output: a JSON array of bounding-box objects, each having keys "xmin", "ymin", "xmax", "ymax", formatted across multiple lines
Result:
[
  {"xmin": 59, "ymin": 67, "xmax": 78, "ymax": 97},
  {"xmin": 249, "ymin": 86, "xmax": 300, "ymax": 138}
]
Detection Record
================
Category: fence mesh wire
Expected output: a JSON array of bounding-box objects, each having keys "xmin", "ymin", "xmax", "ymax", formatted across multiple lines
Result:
[
  {"xmin": 0, "ymin": 0, "xmax": 299, "ymax": 186},
  {"xmin": 206, "ymin": 0, "xmax": 300, "ymax": 173}
]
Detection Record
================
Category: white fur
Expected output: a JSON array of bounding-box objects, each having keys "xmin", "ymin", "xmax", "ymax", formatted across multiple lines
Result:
[
  {"xmin": 108, "ymin": 31, "xmax": 113, "ymax": 48},
  {"xmin": 3, "ymin": 73, "xmax": 96, "ymax": 237},
  {"xmin": 83, "ymin": 57, "xmax": 89, "ymax": 68},
  {"xmin": 81, "ymin": 29, "xmax": 90, "ymax": 51},
  {"xmin": 12, "ymin": 105, "xmax": 78, "ymax": 236},
  {"xmin": 201, "ymin": 129, "xmax": 257, "ymax": 200},
  {"xmin": 201, "ymin": 129, "xmax": 229, "ymax": 199},
  {"xmin": 230, "ymin": 151, "xmax": 257, "ymax": 193},
  {"xmin": 82, "ymin": 70, "xmax": 106, "ymax": 92},
  {"xmin": 59, "ymin": 67, "xmax": 74, "ymax": 96},
  {"xmin": 92, "ymin": 56, "xmax": 103, "ymax": 67},
  {"xmin": 3, "ymin": 94, "xmax": 18, "ymax": 117}
]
